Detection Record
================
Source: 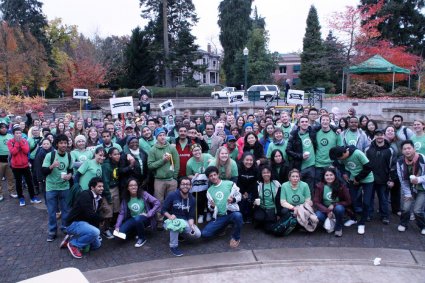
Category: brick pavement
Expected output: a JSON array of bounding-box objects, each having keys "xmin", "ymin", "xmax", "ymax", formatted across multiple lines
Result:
[{"xmin": 1, "ymin": 196, "xmax": 425, "ymax": 283}]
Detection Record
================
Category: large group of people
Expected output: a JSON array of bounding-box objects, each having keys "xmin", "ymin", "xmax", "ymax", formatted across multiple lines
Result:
[{"xmin": 1, "ymin": 101, "xmax": 425, "ymax": 259}]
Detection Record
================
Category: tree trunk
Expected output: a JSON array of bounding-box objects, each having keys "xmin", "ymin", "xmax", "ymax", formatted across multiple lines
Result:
[{"xmin": 163, "ymin": 0, "xmax": 172, "ymax": 88}]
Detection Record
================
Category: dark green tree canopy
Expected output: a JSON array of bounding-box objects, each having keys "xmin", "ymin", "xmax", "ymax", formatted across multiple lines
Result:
[
  {"xmin": 0, "ymin": 0, "xmax": 48, "ymax": 48},
  {"xmin": 300, "ymin": 5, "xmax": 329, "ymax": 88},
  {"xmin": 359, "ymin": 0, "xmax": 425, "ymax": 57}
]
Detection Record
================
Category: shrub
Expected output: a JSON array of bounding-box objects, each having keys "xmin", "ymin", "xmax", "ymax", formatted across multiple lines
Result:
[
  {"xmin": 347, "ymin": 82, "xmax": 385, "ymax": 98},
  {"xmin": 0, "ymin": 95, "xmax": 47, "ymax": 114},
  {"xmin": 392, "ymin": 86, "xmax": 414, "ymax": 97}
]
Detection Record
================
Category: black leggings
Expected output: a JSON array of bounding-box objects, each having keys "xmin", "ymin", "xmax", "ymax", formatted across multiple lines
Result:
[
  {"xmin": 12, "ymin": 167, "xmax": 35, "ymax": 199},
  {"xmin": 192, "ymin": 190, "xmax": 207, "ymax": 217}
]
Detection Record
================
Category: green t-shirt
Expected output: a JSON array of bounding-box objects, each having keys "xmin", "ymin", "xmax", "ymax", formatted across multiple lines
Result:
[
  {"xmin": 299, "ymin": 132, "xmax": 315, "ymax": 169},
  {"xmin": 28, "ymin": 137, "xmax": 42, "ymax": 159},
  {"xmin": 266, "ymin": 141, "xmax": 288, "ymax": 161},
  {"xmin": 0, "ymin": 116, "xmax": 11, "ymax": 126},
  {"xmin": 281, "ymin": 181, "xmax": 311, "ymax": 206},
  {"xmin": 0, "ymin": 133, "xmax": 13, "ymax": 156},
  {"xmin": 323, "ymin": 185, "xmax": 339, "ymax": 207},
  {"xmin": 42, "ymin": 152, "xmax": 73, "ymax": 192},
  {"xmin": 259, "ymin": 182, "xmax": 277, "ymax": 209},
  {"xmin": 128, "ymin": 197, "xmax": 146, "ymax": 217},
  {"xmin": 229, "ymin": 148, "xmax": 239, "ymax": 161},
  {"xmin": 208, "ymin": 180, "xmax": 233, "ymax": 215},
  {"xmin": 412, "ymin": 134, "xmax": 425, "ymax": 155},
  {"xmin": 281, "ymin": 124, "xmax": 293, "ymax": 140},
  {"xmin": 186, "ymin": 153, "xmax": 213, "ymax": 175},
  {"xmin": 344, "ymin": 130, "xmax": 358, "ymax": 146},
  {"xmin": 71, "ymin": 149, "xmax": 93, "ymax": 163},
  {"xmin": 208, "ymin": 158, "xmax": 238, "ymax": 180},
  {"xmin": 78, "ymin": 159, "xmax": 102, "ymax": 190},
  {"xmin": 340, "ymin": 149, "xmax": 374, "ymax": 183},
  {"xmin": 139, "ymin": 138, "xmax": 155, "ymax": 153},
  {"xmin": 315, "ymin": 129, "xmax": 343, "ymax": 168},
  {"xmin": 97, "ymin": 143, "xmax": 123, "ymax": 154}
]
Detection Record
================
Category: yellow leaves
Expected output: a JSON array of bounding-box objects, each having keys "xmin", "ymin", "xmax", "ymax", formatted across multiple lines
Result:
[{"xmin": 0, "ymin": 95, "xmax": 47, "ymax": 114}]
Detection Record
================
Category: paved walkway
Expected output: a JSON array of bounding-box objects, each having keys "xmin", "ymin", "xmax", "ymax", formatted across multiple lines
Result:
[{"xmin": 2, "ymin": 195, "xmax": 425, "ymax": 282}]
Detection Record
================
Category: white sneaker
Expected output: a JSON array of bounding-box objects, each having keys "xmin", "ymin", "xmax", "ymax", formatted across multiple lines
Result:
[
  {"xmin": 344, "ymin": 219, "xmax": 357, "ymax": 227},
  {"xmin": 206, "ymin": 213, "xmax": 212, "ymax": 222},
  {"xmin": 410, "ymin": 213, "xmax": 415, "ymax": 221},
  {"xmin": 357, "ymin": 225, "xmax": 365, "ymax": 235},
  {"xmin": 421, "ymin": 229, "xmax": 425, "ymax": 235},
  {"xmin": 197, "ymin": 215, "xmax": 204, "ymax": 224},
  {"xmin": 398, "ymin": 225, "xmax": 406, "ymax": 232}
]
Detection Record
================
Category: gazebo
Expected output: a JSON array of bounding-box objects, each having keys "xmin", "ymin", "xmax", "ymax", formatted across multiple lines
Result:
[{"xmin": 343, "ymin": 54, "xmax": 411, "ymax": 93}]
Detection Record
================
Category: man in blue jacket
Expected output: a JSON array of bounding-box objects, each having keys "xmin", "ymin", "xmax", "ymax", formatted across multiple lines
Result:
[{"xmin": 162, "ymin": 177, "xmax": 201, "ymax": 257}]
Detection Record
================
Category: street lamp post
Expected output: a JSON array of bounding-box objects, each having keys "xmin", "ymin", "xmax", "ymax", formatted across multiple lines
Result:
[{"xmin": 243, "ymin": 47, "xmax": 249, "ymax": 108}]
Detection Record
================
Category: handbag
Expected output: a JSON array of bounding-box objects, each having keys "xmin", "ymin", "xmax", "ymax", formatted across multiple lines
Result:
[{"xmin": 271, "ymin": 215, "xmax": 297, "ymax": 236}]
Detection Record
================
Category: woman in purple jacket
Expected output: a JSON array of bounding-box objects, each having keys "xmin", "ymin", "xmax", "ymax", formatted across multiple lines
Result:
[{"xmin": 115, "ymin": 178, "xmax": 160, "ymax": 247}]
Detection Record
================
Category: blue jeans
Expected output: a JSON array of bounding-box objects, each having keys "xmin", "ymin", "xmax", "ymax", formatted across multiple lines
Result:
[
  {"xmin": 202, "ymin": 211, "xmax": 243, "ymax": 241},
  {"xmin": 46, "ymin": 190, "xmax": 70, "ymax": 235},
  {"xmin": 66, "ymin": 221, "xmax": 101, "ymax": 250},
  {"xmin": 349, "ymin": 182, "xmax": 373, "ymax": 225},
  {"xmin": 400, "ymin": 191, "xmax": 425, "ymax": 229},
  {"xmin": 165, "ymin": 220, "xmax": 201, "ymax": 248},
  {"xmin": 315, "ymin": 205, "xmax": 345, "ymax": 231},
  {"xmin": 374, "ymin": 183, "xmax": 390, "ymax": 219},
  {"xmin": 119, "ymin": 215, "xmax": 150, "ymax": 241}
]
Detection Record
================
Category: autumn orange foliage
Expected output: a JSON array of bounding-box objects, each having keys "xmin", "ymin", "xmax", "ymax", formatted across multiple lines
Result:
[{"xmin": 0, "ymin": 95, "xmax": 47, "ymax": 114}]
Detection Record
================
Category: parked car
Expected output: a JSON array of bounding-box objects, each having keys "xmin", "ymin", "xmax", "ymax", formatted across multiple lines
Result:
[
  {"xmin": 247, "ymin": 85, "xmax": 280, "ymax": 102},
  {"xmin": 211, "ymin": 87, "xmax": 243, "ymax": 99}
]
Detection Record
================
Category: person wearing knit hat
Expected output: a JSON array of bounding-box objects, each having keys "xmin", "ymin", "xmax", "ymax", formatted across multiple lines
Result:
[
  {"xmin": 71, "ymin": 134, "xmax": 93, "ymax": 171},
  {"xmin": 147, "ymin": 128, "xmax": 180, "ymax": 230}
]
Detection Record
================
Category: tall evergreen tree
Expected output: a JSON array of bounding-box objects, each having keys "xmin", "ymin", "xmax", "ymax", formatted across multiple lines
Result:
[
  {"xmin": 139, "ymin": 0, "xmax": 199, "ymax": 86},
  {"xmin": 324, "ymin": 31, "xmax": 346, "ymax": 93},
  {"xmin": 218, "ymin": 0, "xmax": 252, "ymax": 86},
  {"xmin": 299, "ymin": 5, "xmax": 329, "ymax": 88},
  {"xmin": 123, "ymin": 27, "xmax": 156, "ymax": 88},
  {"xmin": 359, "ymin": 0, "xmax": 425, "ymax": 57},
  {"xmin": 0, "ymin": 0, "xmax": 49, "ymax": 51}
]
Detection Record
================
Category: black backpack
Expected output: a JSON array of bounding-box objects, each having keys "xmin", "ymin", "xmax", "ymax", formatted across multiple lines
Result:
[{"xmin": 44, "ymin": 150, "xmax": 72, "ymax": 176}]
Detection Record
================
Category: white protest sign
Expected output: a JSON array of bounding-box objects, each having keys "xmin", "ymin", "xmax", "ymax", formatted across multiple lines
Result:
[
  {"xmin": 73, "ymin": 88, "xmax": 89, "ymax": 100},
  {"xmin": 287, "ymin": 89, "xmax": 305, "ymax": 105},
  {"xmin": 109, "ymin": 96, "xmax": 134, "ymax": 115},
  {"xmin": 159, "ymin": 100, "xmax": 174, "ymax": 113},
  {"xmin": 228, "ymin": 93, "xmax": 248, "ymax": 105}
]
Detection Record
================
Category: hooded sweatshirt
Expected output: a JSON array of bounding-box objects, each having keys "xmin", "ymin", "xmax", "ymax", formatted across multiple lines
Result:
[{"xmin": 147, "ymin": 141, "xmax": 180, "ymax": 180}]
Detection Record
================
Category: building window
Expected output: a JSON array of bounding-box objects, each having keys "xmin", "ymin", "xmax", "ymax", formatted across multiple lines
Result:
[
  {"xmin": 279, "ymin": 66, "xmax": 287, "ymax": 74},
  {"xmin": 203, "ymin": 74, "xmax": 206, "ymax": 83},
  {"xmin": 293, "ymin": 65, "xmax": 301, "ymax": 73},
  {"xmin": 213, "ymin": 60, "xmax": 216, "ymax": 67},
  {"xmin": 203, "ymin": 58, "xmax": 206, "ymax": 65}
]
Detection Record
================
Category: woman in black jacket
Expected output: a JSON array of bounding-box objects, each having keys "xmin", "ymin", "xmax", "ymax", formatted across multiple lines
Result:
[
  {"xmin": 119, "ymin": 136, "xmax": 148, "ymax": 195},
  {"xmin": 270, "ymin": 149, "xmax": 290, "ymax": 185},
  {"xmin": 34, "ymin": 138, "xmax": 54, "ymax": 202},
  {"xmin": 237, "ymin": 152, "xmax": 259, "ymax": 223},
  {"xmin": 242, "ymin": 132, "xmax": 265, "ymax": 166}
]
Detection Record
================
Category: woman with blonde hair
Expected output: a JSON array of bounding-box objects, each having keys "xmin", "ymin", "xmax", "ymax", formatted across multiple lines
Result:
[{"xmin": 208, "ymin": 146, "xmax": 238, "ymax": 183}]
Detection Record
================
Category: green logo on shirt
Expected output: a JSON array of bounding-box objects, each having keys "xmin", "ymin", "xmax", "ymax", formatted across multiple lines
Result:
[
  {"xmin": 326, "ymin": 192, "xmax": 332, "ymax": 201},
  {"xmin": 215, "ymin": 191, "xmax": 224, "ymax": 201},
  {"xmin": 303, "ymin": 138, "xmax": 312, "ymax": 147},
  {"xmin": 264, "ymin": 189, "xmax": 271, "ymax": 197},
  {"xmin": 292, "ymin": 194, "xmax": 300, "ymax": 204},
  {"xmin": 79, "ymin": 155, "xmax": 88, "ymax": 161},
  {"xmin": 59, "ymin": 162, "xmax": 65, "ymax": 170},
  {"xmin": 96, "ymin": 169, "xmax": 102, "ymax": 177},
  {"xmin": 320, "ymin": 138, "xmax": 329, "ymax": 146},
  {"xmin": 131, "ymin": 203, "xmax": 141, "ymax": 211},
  {"xmin": 415, "ymin": 142, "xmax": 421, "ymax": 150},
  {"xmin": 348, "ymin": 140, "xmax": 356, "ymax": 146},
  {"xmin": 347, "ymin": 161, "xmax": 356, "ymax": 170}
]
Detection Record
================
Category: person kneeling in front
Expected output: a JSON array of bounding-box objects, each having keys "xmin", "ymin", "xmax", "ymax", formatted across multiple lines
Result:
[
  {"xmin": 201, "ymin": 166, "xmax": 243, "ymax": 248},
  {"xmin": 60, "ymin": 177, "xmax": 104, "ymax": 259},
  {"xmin": 162, "ymin": 177, "xmax": 201, "ymax": 257}
]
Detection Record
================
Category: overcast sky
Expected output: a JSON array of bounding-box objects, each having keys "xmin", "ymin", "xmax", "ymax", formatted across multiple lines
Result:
[{"xmin": 41, "ymin": 0, "xmax": 359, "ymax": 53}]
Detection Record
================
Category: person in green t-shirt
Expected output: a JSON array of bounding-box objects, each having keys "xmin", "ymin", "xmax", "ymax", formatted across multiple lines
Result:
[
  {"xmin": 329, "ymin": 145, "xmax": 374, "ymax": 235},
  {"xmin": 71, "ymin": 135, "xmax": 93, "ymax": 173},
  {"xmin": 412, "ymin": 120, "xmax": 425, "ymax": 155},
  {"xmin": 313, "ymin": 167, "xmax": 351, "ymax": 237},
  {"xmin": 42, "ymin": 134, "xmax": 73, "ymax": 242},
  {"xmin": 202, "ymin": 166, "xmax": 243, "ymax": 248},
  {"xmin": 208, "ymin": 146, "xmax": 238, "ymax": 183},
  {"xmin": 114, "ymin": 178, "xmax": 161, "ymax": 248},
  {"xmin": 280, "ymin": 169, "xmax": 312, "ymax": 221},
  {"xmin": 75, "ymin": 147, "xmax": 106, "ymax": 190},
  {"xmin": 253, "ymin": 165, "xmax": 280, "ymax": 232}
]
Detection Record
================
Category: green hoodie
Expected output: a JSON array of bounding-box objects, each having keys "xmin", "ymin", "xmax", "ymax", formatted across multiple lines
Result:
[{"xmin": 147, "ymin": 142, "xmax": 180, "ymax": 180}]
